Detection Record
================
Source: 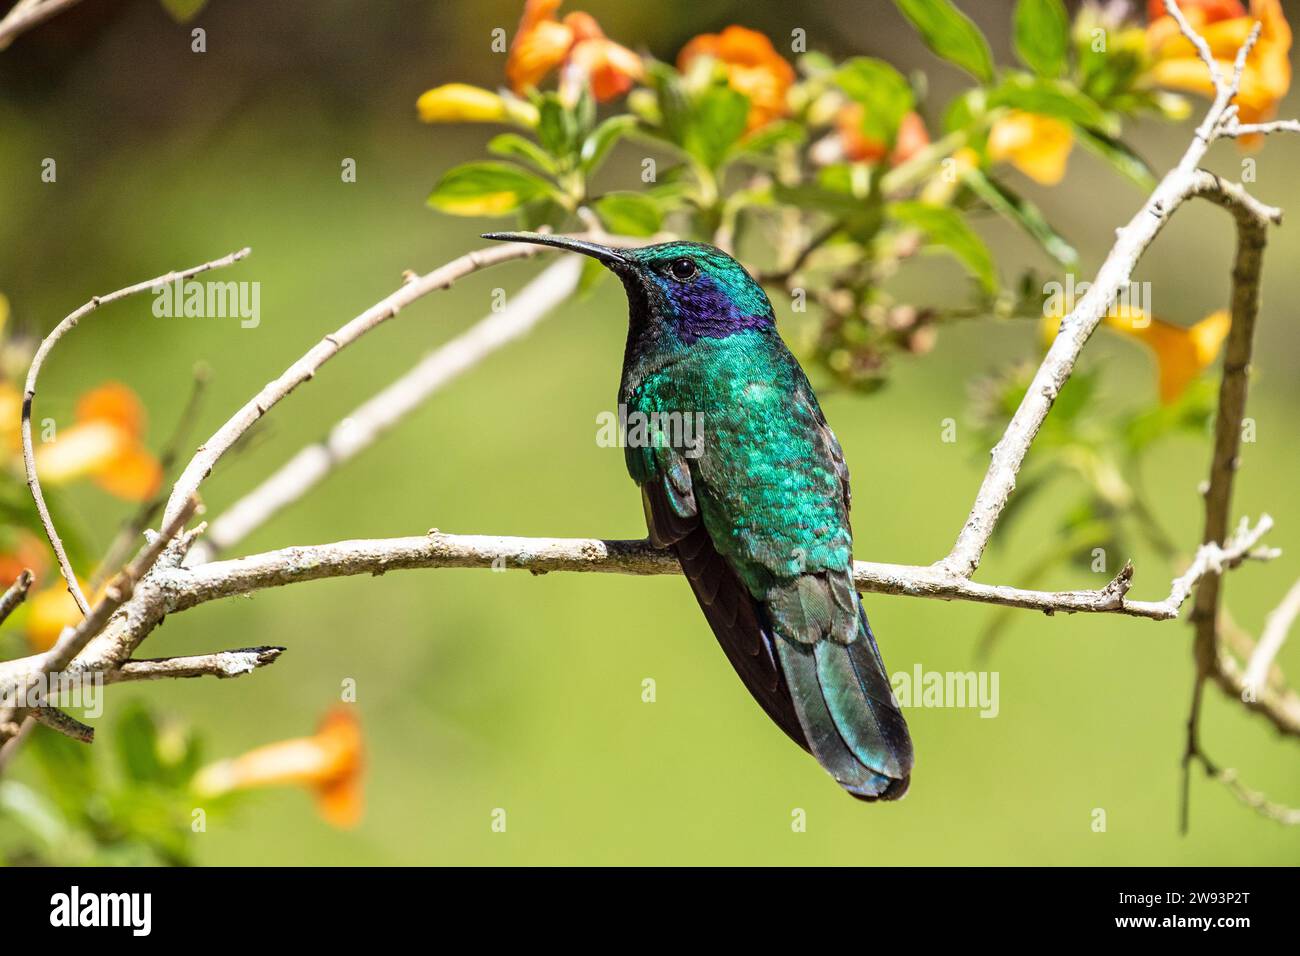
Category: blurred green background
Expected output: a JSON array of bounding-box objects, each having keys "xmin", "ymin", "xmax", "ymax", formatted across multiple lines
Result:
[{"xmin": 1, "ymin": 0, "xmax": 1299, "ymax": 865}]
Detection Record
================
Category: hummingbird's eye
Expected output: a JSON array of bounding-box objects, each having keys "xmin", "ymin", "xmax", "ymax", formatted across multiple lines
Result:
[{"xmin": 668, "ymin": 258, "xmax": 697, "ymax": 281}]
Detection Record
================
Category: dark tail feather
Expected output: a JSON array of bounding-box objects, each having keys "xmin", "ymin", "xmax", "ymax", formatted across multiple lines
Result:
[{"xmin": 775, "ymin": 605, "xmax": 913, "ymax": 800}]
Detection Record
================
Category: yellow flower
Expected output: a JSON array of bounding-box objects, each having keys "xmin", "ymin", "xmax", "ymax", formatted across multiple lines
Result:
[
  {"xmin": 1042, "ymin": 303, "xmax": 1231, "ymax": 405},
  {"xmin": 1106, "ymin": 306, "xmax": 1231, "ymax": 404},
  {"xmin": 0, "ymin": 379, "xmax": 21, "ymax": 463},
  {"xmin": 24, "ymin": 580, "xmax": 104, "ymax": 651},
  {"xmin": 1147, "ymin": 0, "xmax": 1292, "ymax": 141},
  {"xmin": 987, "ymin": 111, "xmax": 1075, "ymax": 185},
  {"xmin": 677, "ymin": 25, "xmax": 796, "ymax": 131},
  {"xmin": 417, "ymin": 83, "xmax": 509, "ymax": 123},
  {"xmin": 193, "ymin": 707, "xmax": 365, "ymax": 828},
  {"xmin": 34, "ymin": 382, "xmax": 162, "ymax": 501}
]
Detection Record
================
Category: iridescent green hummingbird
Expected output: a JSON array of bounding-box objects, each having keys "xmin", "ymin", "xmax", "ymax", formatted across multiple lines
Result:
[{"xmin": 484, "ymin": 232, "xmax": 913, "ymax": 799}]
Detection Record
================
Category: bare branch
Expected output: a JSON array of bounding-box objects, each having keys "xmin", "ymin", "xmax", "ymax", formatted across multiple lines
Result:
[
  {"xmin": 28, "ymin": 705, "xmax": 92, "ymax": 743},
  {"xmin": 1221, "ymin": 119, "xmax": 1300, "ymax": 138},
  {"xmin": 0, "ymin": 0, "xmax": 81, "ymax": 51},
  {"xmin": 0, "ymin": 570, "xmax": 33, "ymax": 626},
  {"xmin": 1243, "ymin": 578, "xmax": 1300, "ymax": 695},
  {"xmin": 92, "ymin": 363, "xmax": 211, "ymax": 588},
  {"xmin": 157, "ymin": 526, "xmax": 1272, "ymax": 623},
  {"xmin": 1212, "ymin": 767, "xmax": 1300, "ymax": 826},
  {"xmin": 21, "ymin": 249, "xmax": 250, "ymax": 617},
  {"xmin": 940, "ymin": 12, "xmax": 1276, "ymax": 580},
  {"xmin": 189, "ymin": 256, "xmax": 584, "ymax": 562},
  {"xmin": 1163, "ymin": 0, "xmax": 1226, "ymax": 86},
  {"xmin": 1150, "ymin": 516, "xmax": 1277, "ymax": 619},
  {"xmin": 112, "ymin": 646, "xmax": 285, "ymax": 683},
  {"xmin": 39, "ymin": 496, "xmax": 199, "ymax": 678},
  {"xmin": 158, "ymin": 240, "xmax": 592, "ymax": 530}
]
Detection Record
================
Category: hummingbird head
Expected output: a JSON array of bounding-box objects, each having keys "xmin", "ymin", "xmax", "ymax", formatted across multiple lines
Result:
[{"xmin": 482, "ymin": 232, "xmax": 775, "ymax": 343}]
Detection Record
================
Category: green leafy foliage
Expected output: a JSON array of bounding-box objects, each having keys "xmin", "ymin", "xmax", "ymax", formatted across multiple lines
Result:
[
  {"xmin": 1074, "ymin": 126, "xmax": 1158, "ymax": 191},
  {"xmin": 0, "ymin": 705, "xmax": 213, "ymax": 866},
  {"xmin": 413, "ymin": 0, "xmax": 1173, "ymax": 398},
  {"xmin": 989, "ymin": 74, "xmax": 1117, "ymax": 135},
  {"xmin": 835, "ymin": 58, "xmax": 915, "ymax": 146},
  {"xmin": 1013, "ymin": 0, "xmax": 1070, "ymax": 78},
  {"xmin": 893, "ymin": 0, "xmax": 995, "ymax": 82},
  {"xmin": 961, "ymin": 167, "xmax": 1078, "ymax": 267},
  {"xmin": 594, "ymin": 192, "xmax": 663, "ymax": 236},
  {"xmin": 488, "ymin": 133, "xmax": 558, "ymax": 175},
  {"xmin": 889, "ymin": 200, "xmax": 998, "ymax": 294},
  {"xmin": 426, "ymin": 161, "xmax": 555, "ymax": 217}
]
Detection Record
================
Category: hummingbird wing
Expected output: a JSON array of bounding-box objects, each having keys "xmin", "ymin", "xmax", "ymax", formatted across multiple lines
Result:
[
  {"xmin": 636, "ymin": 449, "xmax": 809, "ymax": 748},
  {"xmin": 628, "ymin": 366, "xmax": 912, "ymax": 799}
]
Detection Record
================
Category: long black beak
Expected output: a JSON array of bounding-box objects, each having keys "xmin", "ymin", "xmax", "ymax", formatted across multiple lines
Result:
[{"xmin": 481, "ymin": 231, "xmax": 630, "ymax": 270}]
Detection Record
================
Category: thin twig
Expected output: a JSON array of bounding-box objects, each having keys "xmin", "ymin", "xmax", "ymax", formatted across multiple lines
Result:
[
  {"xmin": 1162, "ymin": 0, "xmax": 1225, "ymax": 88},
  {"xmin": 0, "ymin": 0, "xmax": 81, "ymax": 51},
  {"xmin": 0, "ymin": 570, "xmax": 33, "ymax": 626},
  {"xmin": 91, "ymin": 362, "xmax": 212, "ymax": 588},
  {"xmin": 113, "ymin": 646, "xmax": 285, "ymax": 682},
  {"xmin": 188, "ymin": 257, "xmax": 584, "ymax": 562},
  {"xmin": 1243, "ymin": 578, "xmax": 1300, "ymax": 695},
  {"xmin": 1221, "ymin": 119, "xmax": 1300, "ymax": 138},
  {"xmin": 0, "ymin": 497, "xmax": 200, "ymax": 750},
  {"xmin": 21, "ymin": 249, "xmax": 250, "ymax": 617},
  {"xmin": 1213, "ymin": 767, "xmax": 1300, "ymax": 826},
  {"xmin": 159, "ymin": 241, "xmax": 596, "ymax": 531}
]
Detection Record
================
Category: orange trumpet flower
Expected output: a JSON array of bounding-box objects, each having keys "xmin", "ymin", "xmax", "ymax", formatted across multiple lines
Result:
[
  {"xmin": 193, "ymin": 707, "xmax": 365, "ymax": 828},
  {"xmin": 506, "ymin": 0, "xmax": 641, "ymax": 102},
  {"xmin": 677, "ymin": 25, "xmax": 796, "ymax": 131},
  {"xmin": 1147, "ymin": 0, "xmax": 1292, "ymax": 141}
]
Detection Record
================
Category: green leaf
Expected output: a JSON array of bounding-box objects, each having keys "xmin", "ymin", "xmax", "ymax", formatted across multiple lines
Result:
[
  {"xmin": 427, "ymin": 161, "xmax": 553, "ymax": 217},
  {"xmin": 29, "ymin": 724, "xmax": 96, "ymax": 824},
  {"xmin": 160, "ymin": 0, "xmax": 208, "ymax": 22},
  {"xmin": 835, "ymin": 58, "xmax": 915, "ymax": 146},
  {"xmin": 889, "ymin": 200, "xmax": 998, "ymax": 294},
  {"xmin": 518, "ymin": 196, "xmax": 571, "ymax": 231},
  {"xmin": 594, "ymin": 192, "xmax": 663, "ymax": 237},
  {"xmin": 733, "ymin": 120, "xmax": 805, "ymax": 157},
  {"xmin": 536, "ymin": 94, "xmax": 576, "ymax": 158},
  {"xmin": 1013, "ymin": 0, "xmax": 1069, "ymax": 77},
  {"xmin": 893, "ymin": 0, "xmax": 995, "ymax": 83},
  {"xmin": 0, "ymin": 780, "xmax": 71, "ymax": 852},
  {"xmin": 116, "ymin": 702, "xmax": 166, "ymax": 785},
  {"xmin": 989, "ymin": 74, "xmax": 1118, "ymax": 135},
  {"xmin": 1123, "ymin": 377, "xmax": 1217, "ymax": 452},
  {"xmin": 1073, "ymin": 126, "xmax": 1157, "ymax": 192},
  {"xmin": 685, "ymin": 83, "xmax": 749, "ymax": 169},
  {"xmin": 580, "ymin": 115, "xmax": 637, "ymax": 174},
  {"xmin": 647, "ymin": 60, "xmax": 693, "ymax": 148},
  {"xmin": 487, "ymin": 134, "xmax": 556, "ymax": 175},
  {"xmin": 962, "ymin": 167, "xmax": 1078, "ymax": 267},
  {"xmin": 576, "ymin": 256, "xmax": 609, "ymax": 298}
]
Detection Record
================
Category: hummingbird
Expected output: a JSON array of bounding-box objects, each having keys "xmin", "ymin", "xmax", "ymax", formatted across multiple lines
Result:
[{"xmin": 483, "ymin": 232, "xmax": 913, "ymax": 800}]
